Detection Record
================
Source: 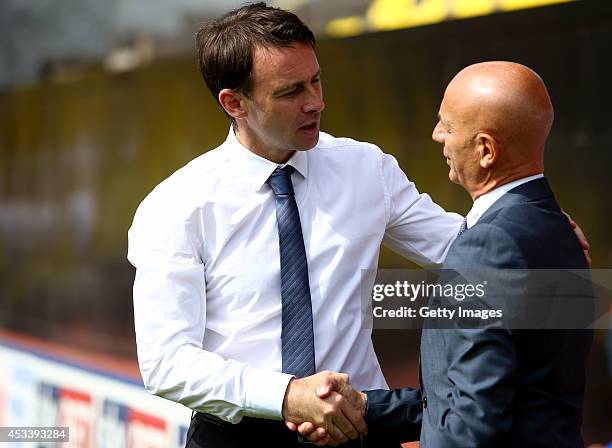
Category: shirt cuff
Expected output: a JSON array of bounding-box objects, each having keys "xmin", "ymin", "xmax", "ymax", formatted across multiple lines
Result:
[{"xmin": 243, "ymin": 368, "xmax": 294, "ymax": 420}]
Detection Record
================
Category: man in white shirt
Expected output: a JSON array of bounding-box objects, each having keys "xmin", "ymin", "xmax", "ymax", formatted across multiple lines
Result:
[{"xmin": 128, "ymin": 3, "xmax": 461, "ymax": 447}]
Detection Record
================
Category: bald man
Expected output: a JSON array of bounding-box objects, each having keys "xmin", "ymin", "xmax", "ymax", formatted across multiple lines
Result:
[{"xmin": 293, "ymin": 62, "xmax": 593, "ymax": 447}]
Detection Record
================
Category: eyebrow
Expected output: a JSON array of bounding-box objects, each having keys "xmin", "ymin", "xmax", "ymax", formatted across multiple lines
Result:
[{"xmin": 273, "ymin": 69, "xmax": 321, "ymax": 95}]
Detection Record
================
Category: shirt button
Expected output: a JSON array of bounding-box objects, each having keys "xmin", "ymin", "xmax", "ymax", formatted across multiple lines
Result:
[{"xmin": 423, "ymin": 395, "xmax": 427, "ymax": 408}]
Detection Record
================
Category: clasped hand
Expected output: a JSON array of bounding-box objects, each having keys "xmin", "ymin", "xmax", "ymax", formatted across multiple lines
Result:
[{"xmin": 282, "ymin": 371, "xmax": 367, "ymax": 446}]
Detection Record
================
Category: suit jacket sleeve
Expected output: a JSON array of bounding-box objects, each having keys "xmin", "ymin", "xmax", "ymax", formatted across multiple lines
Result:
[
  {"xmin": 365, "ymin": 388, "xmax": 422, "ymax": 443},
  {"xmin": 429, "ymin": 223, "xmax": 522, "ymax": 446}
]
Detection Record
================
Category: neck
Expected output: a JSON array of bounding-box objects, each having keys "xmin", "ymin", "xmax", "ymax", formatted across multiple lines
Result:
[
  {"xmin": 469, "ymin": 169, "xmax": 543, "ymax": 200},
  {"xmin": 234, "ymin": 127, "xmax": 294, "ymax": 164}
]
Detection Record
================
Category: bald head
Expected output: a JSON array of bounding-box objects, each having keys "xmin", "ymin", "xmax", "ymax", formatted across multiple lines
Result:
[
  {"xmin": 433, "ymin": 61, "xmax": 554, "ymax": 198},
  {"xmin": 449, "ymin": 61, "xmax": 553, "ymax": 154}
]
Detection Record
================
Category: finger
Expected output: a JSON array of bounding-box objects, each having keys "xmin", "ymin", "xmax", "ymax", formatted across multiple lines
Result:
[
  {"xmin": 305, "ymin": 427, "xmax": 328, "ymax": 443},
  {"xmin": 325, "ymin": 422, "xmax": 349, "ymax": 446},
  {"xmin": 336, "ymin": 385, "xmax": 363, "ymax": 413},
  {"xmin": 330, "ymin": 408, "xmax": 359, "ymax": 440},
  {"xmin": 316, "ymin": 380, "xmax": 333, "ymax": 399},
  {"xmin": 325, "ymin": 392, "xmax": 361, "ymax": 439},
  {"xmin": 580, "ymin": 234, "xmax": 590, "ymax": 250},
  {"xmin": 316, "ymin": 375, "xmax": 341, "ymax": 398},
  {"xmin": 584, "ymin": 250, "xmax": 592, "ymax": 268},
  {"xmin": 285, "ymin": 421, "xmax": 298, "ymax": 431},
  {"xmin": 562, "ymin": 212, "xmax": 591, "ymax": 252},
  {"xmin": 340, "ymin": 397, "xmax": 368, "ymax": 435},
  {"xmin": 562, "ymin": 211, "xmax": 576, "ymax": 227},
  {"xmin": 297, "ymin": 422, "xmax": 316, "ymax": 436},
  {"xmin": 314, "ymin": 427, "xmax": 328, "ymax": 439},
  {"xmin": 318, "ymin": 372, "xmax": 349, "ymax": 399},
  {"xmin": 573, "ymin": 224, "xmax": 590, "ymax": 250},
  {"xmin": 317, "ymin": 435, "xmax": 336, "ymax": 447}
]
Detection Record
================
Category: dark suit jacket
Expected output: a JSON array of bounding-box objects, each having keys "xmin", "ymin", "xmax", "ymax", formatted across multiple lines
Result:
[{"xmin": 365, "ymin": 178, "xmax": 593, "ymax": 447}]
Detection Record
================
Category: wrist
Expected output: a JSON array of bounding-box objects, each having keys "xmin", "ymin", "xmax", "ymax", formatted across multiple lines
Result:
[{"xmin": 281, "ymin": 377, "xmax": 297, "ymax": 419}]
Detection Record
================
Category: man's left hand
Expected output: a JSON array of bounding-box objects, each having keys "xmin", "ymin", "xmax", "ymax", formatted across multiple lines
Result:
[{"xmin": 563, "ymin": 211, "xmax": 592, "ymax": 266}]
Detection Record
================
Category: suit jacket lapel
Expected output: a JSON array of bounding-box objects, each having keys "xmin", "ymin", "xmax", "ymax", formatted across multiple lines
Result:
[{"xmin": 475, "ymin": 177, "xmax": 555, "ymax": 225}]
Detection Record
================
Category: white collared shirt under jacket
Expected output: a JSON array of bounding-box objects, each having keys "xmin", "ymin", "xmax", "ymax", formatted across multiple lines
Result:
[
  {"xmin": 465, "ymin": 173, "xmax": 545, "ymax": 229},
  {"xmin": 128, "ymin": 129, "xmax": 462, "ymax": 423}
]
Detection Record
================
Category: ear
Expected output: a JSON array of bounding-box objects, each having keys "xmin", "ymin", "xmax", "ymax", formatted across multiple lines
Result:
[
  {"xmin": 218, "ymin": 88, "xmax": 247, "ymax": 120},
  {"xmin": 476, "ymin": 132, "xmax": 498, "ymax": 169}
]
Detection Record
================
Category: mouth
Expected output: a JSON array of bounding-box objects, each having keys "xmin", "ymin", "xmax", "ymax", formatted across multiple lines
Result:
[{"xmin": 298, "ymin": 120, "xmax": 319, "ymax": 135}]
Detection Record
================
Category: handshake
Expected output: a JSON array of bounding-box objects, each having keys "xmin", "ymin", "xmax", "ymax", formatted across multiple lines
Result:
[{"xmin": 282, "ymin": 371, "xmax": 368, "ymax": 446}]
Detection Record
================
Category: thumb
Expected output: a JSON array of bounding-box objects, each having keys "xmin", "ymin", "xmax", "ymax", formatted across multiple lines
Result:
[{"xmin": 315, "ymin": 378, "xmax": 334, "ymax": 398}]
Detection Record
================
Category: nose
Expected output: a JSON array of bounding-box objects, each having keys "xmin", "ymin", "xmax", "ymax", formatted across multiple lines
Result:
[
  {"xmin": 432, "ymin": 121, "xmax": 444, "ymax": 143},
  {"xmin": 303, "ymin": 84, "xmax": 325, "ymax": 114}
]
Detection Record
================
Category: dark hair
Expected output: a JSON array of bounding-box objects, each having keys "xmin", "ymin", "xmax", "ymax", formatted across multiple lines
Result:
[{"xmin": 195, "ymin": 2, "xmax": 315, "ymax": 113}]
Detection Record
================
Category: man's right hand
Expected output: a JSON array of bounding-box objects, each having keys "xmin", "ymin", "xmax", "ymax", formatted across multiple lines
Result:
[{"xmin": 282, "ymin": 371, "xmax": 367, "ymax": 446}]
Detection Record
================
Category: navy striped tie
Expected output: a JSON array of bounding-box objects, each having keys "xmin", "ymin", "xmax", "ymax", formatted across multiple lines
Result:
[
  {"xmin": 458, "ymin": 217, "xmax": 468, "ymax": 236},
  {"xmin": 267, "ymin": 166, "xmax": 316, "ymax": 377}
]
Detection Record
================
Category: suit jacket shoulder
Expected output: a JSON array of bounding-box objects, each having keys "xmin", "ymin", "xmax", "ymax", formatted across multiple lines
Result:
[{"xmin": 446, "ymin": 178, "xmax": 588, "ymax": 270}]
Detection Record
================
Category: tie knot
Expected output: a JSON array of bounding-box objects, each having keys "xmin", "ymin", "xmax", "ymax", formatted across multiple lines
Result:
[
  {"xmin": 267, "ymin": 166, "xmax": 296, "ymax": 196},
  {"xmin": 458, "ymin": 217, "xmax": 468, "ymax": 236}
]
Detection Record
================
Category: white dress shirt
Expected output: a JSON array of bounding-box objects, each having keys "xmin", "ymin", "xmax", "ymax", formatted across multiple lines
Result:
[
  {"xmin": 127, "ymin": 128, "xmax": 462, "ymax": 423},
  {"xmin": 465, "ymin": 174, "xmax": 545, "ymax": 229}
]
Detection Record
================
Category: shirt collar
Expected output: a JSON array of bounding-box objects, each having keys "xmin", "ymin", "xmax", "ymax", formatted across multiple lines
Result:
[
  {"xmin": 225, "ymin": 126, "xmax": 309, "ymax": 192},
  {"xmin": 466, "ymin": 173, "xmax": 544, "ymax": 228}
]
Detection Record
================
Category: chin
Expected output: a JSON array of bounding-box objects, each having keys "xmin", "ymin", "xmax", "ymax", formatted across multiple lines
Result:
[{"xmin": 297, "ymin": 136, "xmax": 320, "ymax": 151}]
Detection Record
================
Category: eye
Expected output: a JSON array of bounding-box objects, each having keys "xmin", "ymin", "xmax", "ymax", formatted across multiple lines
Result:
[{"xmin": 281, "ymin": 87, "xmax": 299, "ymax": 97}]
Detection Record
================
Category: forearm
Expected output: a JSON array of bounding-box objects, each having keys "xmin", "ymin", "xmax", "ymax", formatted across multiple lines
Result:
[
  {"xmin": 365, "ymin": 388, "xmax": 422, "ymax": 443},
  {"xmin": 138, "ymin": 340, "xmax": 293, "ymax": 422},
  {"xmin": 381, "ymin": 153, "xmax": 462, "ymax": 267},
  {"xmin": 132, "ymin": 263, "xmax": 293, "ymax": 422}
]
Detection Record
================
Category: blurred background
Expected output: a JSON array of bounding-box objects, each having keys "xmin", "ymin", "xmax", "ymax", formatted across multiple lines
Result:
[{"xmin": 0, "ymin": 0, "xmax": 611, "ymax": 446}]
